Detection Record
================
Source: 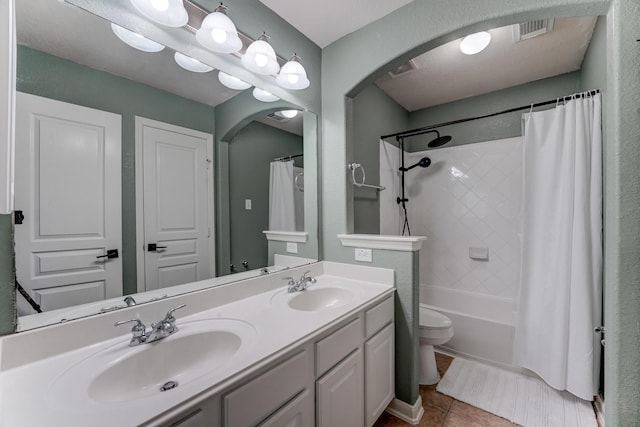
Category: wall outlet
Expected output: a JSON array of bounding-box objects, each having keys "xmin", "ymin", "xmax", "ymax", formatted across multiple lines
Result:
[
  {"xmin": 286, "ymin": 242, "xmax": 298, "ymax": 254},
  {"xmin": 244, "ymin": 199, "xmax": 252, "ymax": 210},
  {"xmin": 355, "ymin": 248, "xmax": 372, "ymax": 262}
]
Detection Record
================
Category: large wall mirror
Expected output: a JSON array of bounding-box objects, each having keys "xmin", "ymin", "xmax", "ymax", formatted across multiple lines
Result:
[{"xmin": 11, "ymin": 0, "xmax": 318, "ymax": 331}]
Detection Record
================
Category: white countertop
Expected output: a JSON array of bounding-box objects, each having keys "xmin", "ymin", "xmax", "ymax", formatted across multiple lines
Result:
[{"xmin": 0, "ymin": 262, "xmax": 394, "ymax": 427}]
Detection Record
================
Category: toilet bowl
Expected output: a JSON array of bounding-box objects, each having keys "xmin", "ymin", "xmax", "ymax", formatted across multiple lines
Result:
[{"xmin": 419, "ymin": 305, "xmax": 454, "ymax": 385}]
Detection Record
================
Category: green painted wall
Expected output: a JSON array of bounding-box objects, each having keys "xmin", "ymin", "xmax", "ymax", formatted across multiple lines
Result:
[
  {"xmin": 15, "ymin": 46, "xmax": 216, "ymax": 297},
  {"xmin": 406, "ymin": 71, "xmax": 581, "ymax": 150},
  {"xmin": 0, "ymin": 214, "xmax": 14, "ymax": 334},
  {"xmin": 581, "ymin": 16, "xmax": 607, "ymax": 94},
  {"xmin": 352, "ymin": 85, "xmax": 409, "ymax": 235},
  {"xmin": 602, "ymin": 1, "xmax": 640, "ymax": 424},
  {"xmin": 228, "ymin": 121, "xmax": 302, "ymax": 272}
]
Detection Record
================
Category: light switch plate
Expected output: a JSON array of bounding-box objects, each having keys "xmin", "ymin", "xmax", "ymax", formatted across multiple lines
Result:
[
  {"xmin": 286, "ymin": 242, "xmax": 298, "ymax": 254},
  {"xmin": 244, "ymin": 199, "xmax": 252, "ymax": 210},
  {"xmin": 355, "ymin": 248, "xmax": 372, "ymax": 262}
]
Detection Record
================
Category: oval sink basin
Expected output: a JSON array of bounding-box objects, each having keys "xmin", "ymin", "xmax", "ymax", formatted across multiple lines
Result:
[
  {"xmin": 272, "ymin": 286, "xmax": 357, "ymax": 312},
  {"xmin": 50, "ymin": 318, "xmax": 255, "ymax": 404}
]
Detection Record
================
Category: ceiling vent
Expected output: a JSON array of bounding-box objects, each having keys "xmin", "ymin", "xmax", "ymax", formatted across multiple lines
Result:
[
  {"xmin": 513, "ymin": 19, "xmax": 554, "ymax": 42},
  {"xmin": 266, "ymin": 112, "xmax": 288, "ymax": 122},
  {"xmin": 387, "ymin": 59, "xmax": 419, "ymax": 79}
]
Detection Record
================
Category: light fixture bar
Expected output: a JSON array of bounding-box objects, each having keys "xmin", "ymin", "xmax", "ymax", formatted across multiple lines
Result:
[{"xmin": 182, "ymin": 0, "xmax": 287, "ymax": 65}]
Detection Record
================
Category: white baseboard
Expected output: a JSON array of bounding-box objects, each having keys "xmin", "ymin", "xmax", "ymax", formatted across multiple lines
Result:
[
  {"xmin": 385, "ymin": 396, "xmax": 424, "ymax": 425},
  {"xmin": 594, "ymin": 395, "xmax": 605, "ymax": 427}
]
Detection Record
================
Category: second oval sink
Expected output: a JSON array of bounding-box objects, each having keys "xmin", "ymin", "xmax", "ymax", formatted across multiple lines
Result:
[{"xmin": 287, "ymin": 287, "xmax": 355, "ymax": 311}]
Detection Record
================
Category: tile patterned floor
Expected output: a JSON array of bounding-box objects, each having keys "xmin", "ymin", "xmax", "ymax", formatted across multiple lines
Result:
[{"xmin": 373, "ymin": 353, "xmax": 519, "ymax": 427}]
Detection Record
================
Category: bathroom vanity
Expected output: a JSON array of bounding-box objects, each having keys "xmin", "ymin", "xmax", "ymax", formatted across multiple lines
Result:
[{"xmin": 0, "ymin": 262, "xmax": 395, "ymax": 427}]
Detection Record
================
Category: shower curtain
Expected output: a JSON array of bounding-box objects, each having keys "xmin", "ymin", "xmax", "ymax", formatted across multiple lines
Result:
[
  {"xmin": 515, "ymin": 92, "xmax": 602, "ymax": 401},
  {"xmin": 268, "ymin": 160, "xmax": 296, "ymax": 231}
]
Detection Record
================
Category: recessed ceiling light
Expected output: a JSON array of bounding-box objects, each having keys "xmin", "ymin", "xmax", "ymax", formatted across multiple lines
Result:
[
  {"xmin": 277, "ymin": 110, "xmax": 298, "ymax": 119},
  {"xmin": 460, "ymin": 31, "xmax": 491, "ymax": 55}
]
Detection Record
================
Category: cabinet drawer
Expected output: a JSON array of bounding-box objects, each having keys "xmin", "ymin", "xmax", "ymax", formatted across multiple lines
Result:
[
  {"xmin": 224, "ymin": 350, "xmax": 310, "ymax": 427},
  {"xmin": 258, "ymin": 390, "xmax": 312, "ymax": 427},
  {"xmin": 365, "ymin": 296, "xmax": 393, "ymax": 338},
  {"xmin": 315, "ymin": 316, "xmax": 362, "ymax": 377}
]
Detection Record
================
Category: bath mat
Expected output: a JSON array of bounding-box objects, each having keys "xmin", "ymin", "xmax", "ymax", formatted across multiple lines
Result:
[{"xmin": 436, "ymin": 358, "xmax": 597, "ymax": 427}]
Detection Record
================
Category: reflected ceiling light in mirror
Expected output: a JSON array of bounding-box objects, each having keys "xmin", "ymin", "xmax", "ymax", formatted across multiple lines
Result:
[
  {"xmin": 277, "ymin": 110, "xmax": 298, "ymax": 119},
  {"xmin": 174, "ymin": 52, "xmax": 214, "ymax": 73},
  {"xmin": 196, "ymin": 3, "xmax": 242, "ymax": 53},
  {"xmin": 276, "ymin": 54, "xmax": 310, "ymax": 90},
  {"xmin": 242, "ymin": 33, "xmax": 280, "ymax": 75},
  {"xmin": 218, "ymin": 71, "xmax": 252, "ymax": 90},
  {"xmin": 460, "ymin": 31, "xmax": 491, "ymax": 55},
  {"xmin": 110, "ymin": 23, "xmax": 165, "ymax": 52},
  {"xmin": 130, "ymin": 0, "xmax": 188, "ymax": 27},
  {"xmin": 253, "ymin": 88, "xmax": 280, "ymax": 102}
]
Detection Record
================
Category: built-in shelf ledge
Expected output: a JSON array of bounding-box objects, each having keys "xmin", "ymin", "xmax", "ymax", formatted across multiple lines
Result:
[
  {"xmin": 337, "ymin": 234, "xmax": 426, "ymax": 251},
  {"xmin": 263, "ymin": 230, "xmax": 309, "ymax": 243}
]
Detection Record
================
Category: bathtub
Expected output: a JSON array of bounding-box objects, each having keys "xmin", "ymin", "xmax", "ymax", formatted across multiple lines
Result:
[{"xmin": 420, "ymin": 285, "xmax": 516, "ymax": 367}]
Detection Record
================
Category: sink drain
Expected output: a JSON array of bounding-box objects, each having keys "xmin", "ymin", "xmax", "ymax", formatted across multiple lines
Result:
[{"xmin": 160, "ymin": 381, "xmax": 179, "ymax": 392}]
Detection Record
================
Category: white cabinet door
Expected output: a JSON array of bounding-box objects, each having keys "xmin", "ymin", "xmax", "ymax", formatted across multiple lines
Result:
[
  {"xmin": 14, "ymin": 92, "xmax": 122, "ymax": 313},
  {"xmin": 316, "ymin": 349, "xmax": 364, "ymax": 427},
  {"xmin": 137, "ymin": 117, "xmax": 213, "ymax": 291},
  {"xmin": 365, "ymin": 323, "xmax": 394, "ymax": 426}
]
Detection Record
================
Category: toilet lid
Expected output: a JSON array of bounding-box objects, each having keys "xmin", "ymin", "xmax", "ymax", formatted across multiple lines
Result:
[{"xmin": 419, "ymin": 307, "xmax": 452, "ymax": 328}]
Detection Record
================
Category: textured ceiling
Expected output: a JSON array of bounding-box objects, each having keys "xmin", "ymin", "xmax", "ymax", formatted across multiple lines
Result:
[
  {"xmin": 375, "ymin": 17, "xmax": 598, "ymax": 111},
  {"xmin": 259, "ymin": 0, "xmax": 413, "ymax": 48}
]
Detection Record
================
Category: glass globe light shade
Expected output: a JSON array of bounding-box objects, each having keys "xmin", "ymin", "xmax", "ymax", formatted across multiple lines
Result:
[
  {"xmin": 242, "ymin": 35, "xmax": 280, "ymax": 75},
  {"xmin": 130, "ymin": 0, "xmax": 188, "ymax": 27},
  {"xmin": 252, "ymin": 88, "xmax": 280, "ymax": 102},
  {"xmin": 111, "ymin": 23, "xmax": 165, "ymax": 52},
  {"xmin": 278, "ymin": 110, "xmax": 298, "ymax": 119},
  {"xmin": 217, "ymin": 71, "xmax": 251, "ymax": 90},
  {"xmin": 196, "ymin": 8, "xmax": 242, "ymax": 54},
  {"xmin": 174, "ymin": 52, "xmax": 214, "ymax": 73},
  {"xmin": 276, "ymin": 56, "xmax": 310, "ymax": 90},
  {"xmin": 460, "ymin": 31, "xmax": 491, "ymax": 55}
]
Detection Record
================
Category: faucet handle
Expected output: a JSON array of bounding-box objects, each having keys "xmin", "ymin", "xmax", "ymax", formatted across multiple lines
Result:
[
  {"xmin": 300, "ymin": 271, "xmax": 311, "ymax": 280},
  {"xmin": 114, "ymin": 319, "xmax": 147, "ymax": 337},
  {"xmin": 165, "ymin": 304, "xmax": 186, "ymax": 321},
  {"xmin": 283, "ymin": 276, "xmax": 295, "ymax": 286}
]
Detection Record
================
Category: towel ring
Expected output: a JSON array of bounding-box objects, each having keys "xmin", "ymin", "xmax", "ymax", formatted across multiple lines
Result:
[
  {"xmin": 295, "ymin": 172, "xmax": 304, "ymax": 192},
  {"xmin": 348, "ymin": 163, "xmax": 385, "ymax": 191}
]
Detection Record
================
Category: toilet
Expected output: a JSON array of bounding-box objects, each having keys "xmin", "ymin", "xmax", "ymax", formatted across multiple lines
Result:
[{"xmin": 418, "ymin": 305, "xmax": 454, "ymax": 385}]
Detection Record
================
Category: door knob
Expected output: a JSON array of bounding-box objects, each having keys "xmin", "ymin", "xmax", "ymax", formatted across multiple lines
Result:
[
  {"xmin": 96, "ymin": 249, "xmax": 119, "ymax": 259},
  {"xmin": 147, "ymin": 243, "xmax": 168, "ymax": 252}
]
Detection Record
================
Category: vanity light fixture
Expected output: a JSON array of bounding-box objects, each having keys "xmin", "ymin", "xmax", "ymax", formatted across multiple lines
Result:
[
  {"xmin": 130, "ymin": 0, "xmax": 188, "ymax": 27},
  {"xmin": 252, "ymin": 88, "xmax": 280, "ymax": 102},
  {"xmin": 276, "ymin": 54, "xmax": 310, "ymax": 90},
  {"xmin": 459, "ymin": 31, "xmax": 491, "ymax": 55},
  {"xmin": 111, "ymin": 23, "xmax": 165, "ymax": 52},
  {"xmin": 218, "ymin": 71, "xmax": 252, "ymax": 90},
  {"xmin": 242, "ymin": 32, "xmax": 280, "ymax": 75},
  {"xmin": 196, "ymin": 3, "xmax": 242, "ymax": 54},
  {"xmin": 174, "ymin": 52, "xmax": 214, "ymax": 72},
  {"xmin": 277, "ymin": 110, "xmax": 298, "ymax": 119}
]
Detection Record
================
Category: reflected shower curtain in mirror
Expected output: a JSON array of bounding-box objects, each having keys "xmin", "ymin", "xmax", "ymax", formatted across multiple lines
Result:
[
  {"xmin": 515, "ymin": 92, "xmax": 602, "ymax": 400},
  {"xmin": 269, "ymin": 160, "xmax": 296, "ymax": 231}
]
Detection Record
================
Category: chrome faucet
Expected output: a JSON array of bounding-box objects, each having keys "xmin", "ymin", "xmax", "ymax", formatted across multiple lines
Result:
[
  {"xmin": 284, "ymin": 271, "xmax": 316, "ymax": 293},
  {"xmin": 115, "ymin": 304, "xmax": 186, "ymax": 346}
]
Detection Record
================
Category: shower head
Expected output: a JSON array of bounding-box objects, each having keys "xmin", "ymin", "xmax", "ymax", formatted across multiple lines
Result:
[
  {"xmin": 427, "ymin": 130, "xmax": 452, "ymax": 148},
  {"xmin": 400, "ymin": 157, "xmax": 431, "ymax": 172}
]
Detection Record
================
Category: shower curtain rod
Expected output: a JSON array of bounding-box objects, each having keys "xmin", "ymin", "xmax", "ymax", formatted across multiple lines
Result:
[
  {"xmin": 273, "ymin": 153, "xmax": 303, "ymax": 161},
  {"xmin": 380, "ymin": 89, "xmax": 600, "ymax": 140}
]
